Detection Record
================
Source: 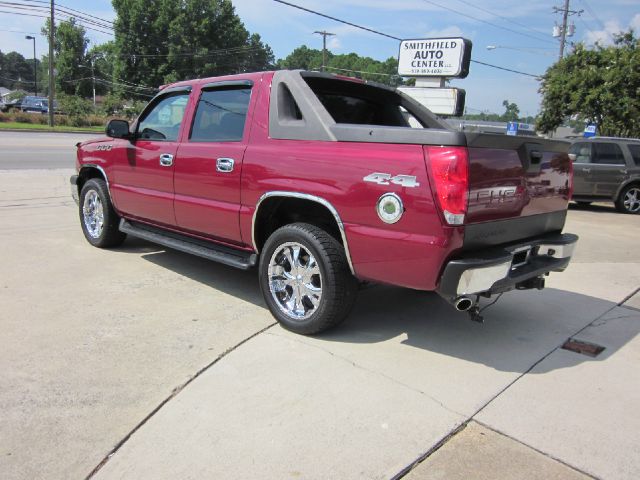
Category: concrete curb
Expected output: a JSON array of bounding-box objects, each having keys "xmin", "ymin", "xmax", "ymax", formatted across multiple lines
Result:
[{"xmin": 0, "ymin": 128, "xmax": 101, "ymax": 135}]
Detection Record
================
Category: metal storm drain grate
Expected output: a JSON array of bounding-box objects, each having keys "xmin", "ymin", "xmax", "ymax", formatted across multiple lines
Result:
[{"xmin": 561, "ymin": 338, "xmax": 605, "ymax": 357}]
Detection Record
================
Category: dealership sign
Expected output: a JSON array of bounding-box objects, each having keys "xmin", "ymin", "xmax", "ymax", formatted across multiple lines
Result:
[
  {"xmin": 398, "ymin": 38, "xmax": 472, "ymax": 77},
  {"xmin": 398, "ymin": 87, "xmax": 466, "ymax": 117}
]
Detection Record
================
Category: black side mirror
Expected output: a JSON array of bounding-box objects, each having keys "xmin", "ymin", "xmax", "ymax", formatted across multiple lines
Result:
[{"xmin": 106, "ymin": 119, "xmax": 131, "ymax": 139}]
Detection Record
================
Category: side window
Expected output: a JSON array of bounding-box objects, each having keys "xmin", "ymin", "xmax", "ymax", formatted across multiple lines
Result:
[
  {"xmin": 569, "ymin": 143, "xmax": 592, "ymax": 163},
  {"xmin": 190, "ymin": 87, "xmax": 251, "ymax": 142},
  {"xmin": 593, "ymin": 142, "xmax": 625, "ymax": 165},
  {"xmin": 626, "ymin": 144, "xmax": 640, "ymax": 166},
  {"xmin": 137, "ymin": 93, "xmax": 189, "ymax": 141}
]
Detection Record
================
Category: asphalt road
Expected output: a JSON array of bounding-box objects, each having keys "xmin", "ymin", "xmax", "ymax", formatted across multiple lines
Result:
[
  {"xmin": 1, "ymin": 137, "xmax": 639, "ymax": 480},
  {"xmin": 0, "ymin": 131, "xmax": 99, "ymax": 169}
]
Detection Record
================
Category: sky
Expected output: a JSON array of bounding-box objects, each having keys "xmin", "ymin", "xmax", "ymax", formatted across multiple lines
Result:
[{"xmin": 1, "ymin": 0, "xmax": 639, "ymax": 115}]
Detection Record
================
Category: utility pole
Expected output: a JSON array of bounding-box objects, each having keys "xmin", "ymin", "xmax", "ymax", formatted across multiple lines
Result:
[
  {"xmin": 25, "ymin": 35, "xmax": 36, "ymax": 96},
  {"xmin": 313, "ymin": 30, "xmax": 335, "ymax": 72},
  {"xmin": 553, "ymin": 0, "xmax": 582, "ymax": 61},
  {"xmin": 48, "ymin": 0, "xmax": 55, "ymax": 127},
  {"xmin": 89, "ymin": 58, "xmax": 96, "ymax": 109}
]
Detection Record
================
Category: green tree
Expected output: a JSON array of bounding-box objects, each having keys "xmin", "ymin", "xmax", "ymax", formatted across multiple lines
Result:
[
  {"xmin": 537, "ymin": 31, "xmax": 640, "ymax": 137},
  {"xmin": 277, "ymin": 46, "xmax": 403, "ymax": 86},
  {"xmin": 501, "ymin": 99, "xmax": 520, "ymax": 122},
  {"xmin": 112, "ymin": 0, "xmax": 274, "ymax": 95},
  {"xmin": 42, "ymin": 18, "xmax": 90, "ymax": 96},
  {"xmin": 0, "ymin": 51, "xmax": 36, "ymax": 91},
  {"xmin": 87, "ymin": 42, "xmax": 118, "ymax": 96},
  {"xmin": 277, "ymin": 45, "xmax": 326, "ymax": 70}
]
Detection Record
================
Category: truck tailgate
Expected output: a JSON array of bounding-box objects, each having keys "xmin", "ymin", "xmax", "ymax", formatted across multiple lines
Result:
[{"xmin": 463, "ymin": 133, "xmax": 572, "ymax": 249}]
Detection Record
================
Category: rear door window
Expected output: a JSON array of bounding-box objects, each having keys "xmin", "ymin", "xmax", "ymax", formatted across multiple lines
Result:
[
  {"xmin": 593, "ymin": 142, "xmax": 625, "ymax": 165},
  {"xmin": 189, "ymin": 87, "xmax": 251, "ymax": 142},
  {"xmin": 627, "ymin": 144, "xmax": 640, "ymax": 166},
  {"xmin": 569, "ymin": 143, "xmax": 592, "ymax": 163}
]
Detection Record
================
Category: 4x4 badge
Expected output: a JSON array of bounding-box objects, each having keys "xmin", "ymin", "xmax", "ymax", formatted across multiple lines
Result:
[{"xmin": 363, "ymin": 172, "xmax": 420, "ymax": 188}]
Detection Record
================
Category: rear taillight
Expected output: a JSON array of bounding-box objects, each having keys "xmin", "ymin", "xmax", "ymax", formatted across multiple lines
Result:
[
  {"xmin": 425, "ymin": 146, "xmax": 469, "ymax": 225},
  {"xmin": 567, "ymin": 156, "xmax": 574, "ymax": 201}
]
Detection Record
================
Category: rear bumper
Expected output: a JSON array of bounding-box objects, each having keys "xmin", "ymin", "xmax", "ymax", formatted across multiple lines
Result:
[{"xmin": 437, "ymin": 232, "xmax": 578, "ymax": 303}]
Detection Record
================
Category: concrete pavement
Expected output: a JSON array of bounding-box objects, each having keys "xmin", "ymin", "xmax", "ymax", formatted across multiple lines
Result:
[
  {"xmin": 1, "ymin": 167, "xmax": 638, "ymax": 479},
  {"xmin": 0, "ymin": 170, "xmax": 273, "ymax": 479},
  {"xmin": 0, "ymin": 131, "xmax": 98, "ymax": 169}
]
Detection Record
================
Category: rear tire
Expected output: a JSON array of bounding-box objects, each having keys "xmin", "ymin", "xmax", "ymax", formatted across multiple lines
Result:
[
  {"xmin": 615, "ymin": 185, "xmax": 640, "ymax": 214},
  {"xmin": 259, "ymin": 223, "xmax": 358, "ymax": 335},
  {"xmin": 79, "ymin": 178, "xmax": 126, "ymax": 247}
]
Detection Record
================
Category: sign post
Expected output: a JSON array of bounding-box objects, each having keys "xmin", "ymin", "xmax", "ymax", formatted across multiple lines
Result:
[{"xmin": 397, "ymin": 37, "xmax": 472, "ymax": 117}]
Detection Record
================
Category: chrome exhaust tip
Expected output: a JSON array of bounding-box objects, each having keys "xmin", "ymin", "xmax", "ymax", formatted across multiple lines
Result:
[{"xmin": 455, "ymin": 297, "xmax": 473, "ymax": 312}]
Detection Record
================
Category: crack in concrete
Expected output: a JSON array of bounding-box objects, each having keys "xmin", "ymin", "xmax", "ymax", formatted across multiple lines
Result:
[
  {"xmin": 473, "ymin": 420, "xmax": 600, "ymax": 479},
  {"xmin": 393, "ymin": 301, "xmax": 621, "ymax": 479},
  {"xmin": 266, "ymin": 330, "xmax": 466, "ymax": 418},
  {"xmin": 618, "ymin": 286, "xmax": 640, "ymax": 307},
  {"xmin": 84, "ymin": 322, "xmax": 277, "ymax": 480}
]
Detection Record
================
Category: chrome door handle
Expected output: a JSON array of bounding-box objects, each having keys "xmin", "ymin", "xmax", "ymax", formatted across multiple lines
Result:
[
  {"xmin": 619, "ymin": 169, "xmax": 628, "ymax": 174},
  {"xmin": 159, "ymin": 153, "xmax": 174, "ymax": 167},
  {"xmin": 581, "ymin": 168, "xmax": 591, "ymax": 173},
  {"xmin": 216, "ymin": 157, "xmax": 235, "ymax": 173}
]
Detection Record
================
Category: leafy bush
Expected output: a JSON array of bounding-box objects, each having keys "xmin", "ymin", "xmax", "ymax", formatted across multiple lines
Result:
[
  {"xmin": 0, "ymin": 110, "xmax": 106, "ymax": 128},
  {"xmin": 57, "ymin": 93, "xmax": 93, "ymax": 117},
  {"xmin": 101, "ymin": 94, "xmax": 147, "ymax": 119},
  {"xmin": 5, "ymin": 111, "xmax": 48, "ymax": 124}
]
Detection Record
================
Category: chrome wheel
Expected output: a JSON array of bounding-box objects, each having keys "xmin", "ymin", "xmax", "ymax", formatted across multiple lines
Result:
[
  {"xmin": 82, "ymin": 189, "xmax": 104, "ymax": 238},
  {"xmin": 623, "ymin": 187, "xmax": 640, "ymax": 213},
  {"xmin": 268, "ymin": 242, "xmax": 322, "ymax": 320}
]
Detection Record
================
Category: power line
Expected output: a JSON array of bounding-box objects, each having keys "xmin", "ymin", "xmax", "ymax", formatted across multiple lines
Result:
[
  {"xmin": 16, "ymin": 0, "xmax": 114, "ymax": 31},
  {"xmin": 57, "ymin": 2, "xmax": 114, "ymax": 25},
  {"xmin": 273, "ymin": 0, "xmax": 402, "ymax": 41},
  {"xmin": 451, "ymin": 0, "xmax": 554, "ymax": 42},
  {"xmin": 0, "ymin": 28, "xmax": 41, "ymax": 34},
  {"xmin": 323, "ymin": 66, "xmax": 398, "ymax": 78},
  {"xmin": 579, "ymin": 0, "xmax": 606, "ymax": 31},
  {"xmin": 472, "ymin": 60, "xmax": 539, "ymax": 78},
  {"xmin": 272, "ymin": 0, "xmax": 542, "ymax": 78},
  {"xmin": 0, "ymin": 8, "xmax": 48, "ymax": 18},
  {"xmin": 421, "ymin": 0, "xmax": 556, "ymax": 45},
  {"xmin": 19, "ymin": 0, "xmax": 114, "ymax": 25},
  {"xmin": 111, "ymin": 45, "xmax": 262, "ymax": 59},
  {"xmin": 62, "ymin": 76, "xmax": 155, "ymax": 97},
  {"xmin": 0, "ymin": 3, "xmax": 114, "ymax": 35}
]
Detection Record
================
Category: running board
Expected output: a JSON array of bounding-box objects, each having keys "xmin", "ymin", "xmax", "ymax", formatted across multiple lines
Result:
[{"xmin": 119, "ymin": 219, "xmax": 257, "ymax": 270}]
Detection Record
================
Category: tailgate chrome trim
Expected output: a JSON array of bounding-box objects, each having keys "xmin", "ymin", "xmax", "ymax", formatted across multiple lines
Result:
[
  {"xmin": 537, "ymin": 242, "xmax": 576, "ymax": 259},
  {"xmin": 457, "ymin": 261, "xmax": 511, "ymax": 295}
]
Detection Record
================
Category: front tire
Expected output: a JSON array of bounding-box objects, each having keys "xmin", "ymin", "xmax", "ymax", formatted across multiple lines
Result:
[
  {"xmin": 79, "ymin": 178, "xmax": 126, "ymax": 247},
  {"xmin": 259, "ymin": 223, "xmax": 358, "ymax": 335},
  {"xmin": 615, "ymin": 185, "xmax": 640, "ymax": 214}
]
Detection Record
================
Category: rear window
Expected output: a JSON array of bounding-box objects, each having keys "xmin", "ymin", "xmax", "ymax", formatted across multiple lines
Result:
[
  {"xmin": 569, "ymin": 143, "xmax": 592, "ymax": 163},
  {"xmin": 190, "ymin": 87, "xmax": 251, "ymax": 142},
  {"xmin": 302, "ymin": 75, "xmax": 426, "ymax": 128},
  {"xmin": 627, "ymin": 144, "xmax": 640, "ymax": 166},
  {"xmin": 593, "ymin": 142, "xmax": 625, "ymax": 164}
]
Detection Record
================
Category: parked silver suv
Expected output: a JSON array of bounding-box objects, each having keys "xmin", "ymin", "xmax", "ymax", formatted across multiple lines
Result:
[{"xmin": 569, "ymin": 137, "xmax": 640, "ymax": 214}]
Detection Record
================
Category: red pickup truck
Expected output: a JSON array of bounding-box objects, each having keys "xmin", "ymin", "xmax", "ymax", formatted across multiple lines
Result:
[{"xmin": 71, "ymin": 70, "xmax": 577, "ymax": 334}]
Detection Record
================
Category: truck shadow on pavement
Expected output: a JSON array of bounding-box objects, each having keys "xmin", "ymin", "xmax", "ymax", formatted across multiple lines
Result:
[
  {"xmin": 136, "ymin": 242, "xmax": 638, "ymax": 375},
  {"xmin": 568, "ymin": 202, "xmax": 617, "ymax": 213},
  {"xmin": 314, "ymin": 285, "xmax": 639, "ymax": 374}
]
